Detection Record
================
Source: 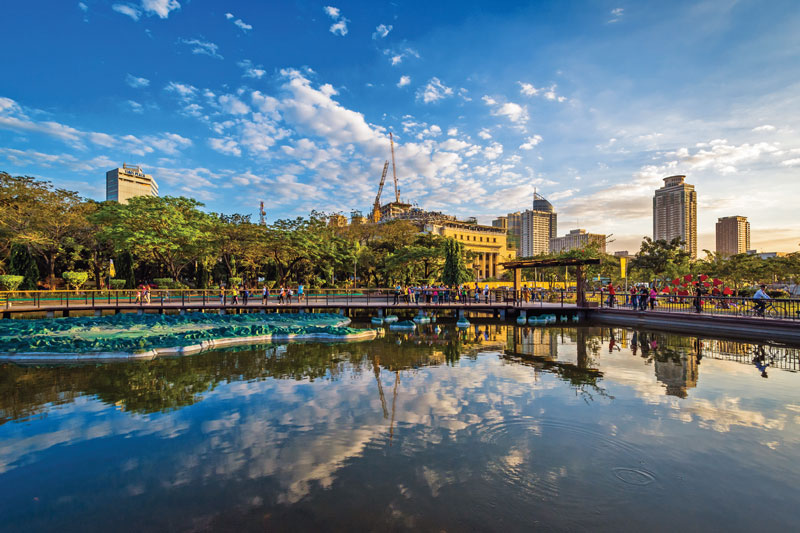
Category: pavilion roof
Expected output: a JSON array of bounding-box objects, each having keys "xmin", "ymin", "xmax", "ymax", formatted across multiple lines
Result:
[{"xmin": 499, "ymin": 257, "xmax": 601, "ymax": 269}]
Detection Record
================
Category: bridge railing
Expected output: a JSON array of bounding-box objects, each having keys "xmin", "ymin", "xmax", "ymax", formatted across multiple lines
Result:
[{"xmin": 598, "ymin": 293, "xmax": 800, "ymax": 321}]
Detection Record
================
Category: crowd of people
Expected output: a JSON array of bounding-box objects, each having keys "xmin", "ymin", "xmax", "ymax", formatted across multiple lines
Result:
[{"xmin": 600, "ymin": 282, "xmax": 774, "ymax": 315}]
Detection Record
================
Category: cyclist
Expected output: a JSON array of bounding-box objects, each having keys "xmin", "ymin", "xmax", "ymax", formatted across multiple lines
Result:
[{"xmin": 753, "ymin": 284, "xmax": 770, "ymax": 317}]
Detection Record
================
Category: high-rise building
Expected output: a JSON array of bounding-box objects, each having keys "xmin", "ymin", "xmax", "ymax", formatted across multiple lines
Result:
[
  {"xmin": 550, "ymin": 229, "xmax": 607, "ymax": 254},
  {"xmin": 715, "ymin": 216, "xmax": 750, "ymax": 257},
  {"xmin": 653, "ymin": 175, "xmax": 697, "ymax": 258},
  {"xmin": 106, "ymin": 164, "xmax": 158, "ymax": 204},
  {"xmin": 493, "ymin": 212, "xmax": 523, "ymax": 255},
  {"xmin": 520, "ymin": 194, "xmax": 557, "ymax": 256}
]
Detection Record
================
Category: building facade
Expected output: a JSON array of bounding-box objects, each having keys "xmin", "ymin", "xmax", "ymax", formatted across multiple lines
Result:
[
  {"xmin": 520, "ymin": 194, "xmax": 557, "ymax": 257},
  {"xmin": 106, "ymin": 164, "xmax": 158, "ymax": 204},
  {"xmin": 328, "ymin": 213, "xmax": 348, "ymax": 227},
  {"xmin": 653, "ymin": 175, "xmax": 697, "ymax": 258},
  {"xmin": 715, "ymin": 216, "xmax": 750, "ymax": 257},
  {"xmin": 549, "ymin": 229, "xmax": 606, "ymax": 254},
  {"xmin": 424, "ymin": 220, "xmax": 513, "ymax": 280}
]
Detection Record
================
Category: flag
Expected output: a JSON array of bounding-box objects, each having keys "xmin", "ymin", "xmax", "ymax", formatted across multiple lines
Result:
[
  {"xmin": 109, "ymin": 259, "xmax": 116, "ymax": 278},
  {"xmin": 619, "ymin": 257, "xmax": 627, "ymax": 279}
]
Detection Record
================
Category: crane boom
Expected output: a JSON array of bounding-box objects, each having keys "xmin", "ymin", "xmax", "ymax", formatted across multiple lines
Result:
[
  {"xmin": 390, "ymin": 132, "xmax": 399, "ymax": 202},
  {"xmin": 372, "ymin": 161, "xmax": 389, "ymax": 223}
]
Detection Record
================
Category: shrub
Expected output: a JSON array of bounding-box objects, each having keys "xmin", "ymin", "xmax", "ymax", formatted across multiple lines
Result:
[
  {"xmin": 0, "ymin": 275, "xmax": 24, "ymax": 291},
  {"xmin": 109, "ymin": 279, "xmax": 127, "ymax": 289},
  {"xmin": 153, "ymin": 278, "xmax": 175, "ymax": 289},
  {"xmin": 229, "ymin": 276, "xmax": 243, "ymax": 287},
  {"xmin": 62, "ymin": 271, "xmax": 89, "ymax": 290}
]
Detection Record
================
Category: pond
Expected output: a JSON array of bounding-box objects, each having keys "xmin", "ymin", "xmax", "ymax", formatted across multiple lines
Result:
[{"xmin": 1, "ymin": 324, "xmax": 798, "ymax": 531}]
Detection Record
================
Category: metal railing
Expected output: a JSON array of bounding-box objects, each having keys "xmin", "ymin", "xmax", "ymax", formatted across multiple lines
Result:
[{"xmin": 598, "ymin": 292, "xmax": 800, "ymax": 321}]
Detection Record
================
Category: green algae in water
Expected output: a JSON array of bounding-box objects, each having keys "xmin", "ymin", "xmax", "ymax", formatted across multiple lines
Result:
[{"xmin": 0, "ymin": 312, "xmax": 365, "ymax": 354}]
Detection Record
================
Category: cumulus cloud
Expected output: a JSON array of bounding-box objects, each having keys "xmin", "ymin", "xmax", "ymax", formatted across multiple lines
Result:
[
  {"xmin": 518, "ymin": 81, "xmax": 567, "ymax": 102},
  {"xmin": 113, "ymin": 0, "xmax": 180, "ymax": 20},
  {"xmin": 218, "ymin": 94, "xmax": 250, "ymax": 115},
  {"xmin": 112, "ymin": 3, "xmax": 141, "ymax": 20},
  {"xmin": 384, "ymin": 47, "xmax": 420, "ymax": 66},
  {"xmin": 125, "ymin": 74, "xmax": 150, "ymax": 88},
  {"xmin": 484, "ymin": 142, "xmax": 504, "ymax": 160},
  {"xmin": 209, "ymin": 137, "xmax": 242, "ymax": 157},
  {"xmin": 482, "ymin": 96, "xmax": 529, "ymax": 124},
  {"xmin": 478, "ymin": 129, "xmax": 492, "ymax": 140},
  {"xmin": 397, "ymin": 75, "xmax": 411, "ymax": 88},
  {"xmin": 519, "ymin": 135, "xmax": 543, "ymax": 150},
  {"xmin": 225, "ymin": 12, "xmax": 252, "ymax": 31},
  {"xmin": 752, "ymin": 124, "xmax": 776, "ymax": 132},
  {"xmin": 237, "ymin": 59, "xmax": 266, "ymax": 79},
  {"xmin": 417, "ymin": 78, "xmax": 454, "ymax": 104},
  {"xmin": 665, "ymin": 139, "xmax": 780, "ymax": 174},
  {"xmin": 180, "ymin": 38, "xmax": 223, "ymax": 59},
  {"xmin": 324, "ymin": 6, "xmax": 348, "ymax": 36},
  {"xmin": 372, "ymin": 24, "xmax": 392, "ymax": 39}
]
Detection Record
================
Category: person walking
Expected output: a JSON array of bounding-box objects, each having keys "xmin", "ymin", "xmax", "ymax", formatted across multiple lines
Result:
[
  {"xmin": 649, "ymin": 286, "xmax": 658, "ymax": 310},
  {"xmin": 231, "ymin": 285, "xmax": 239, "ymax": 305},
  {"xmin": 242, "ymin": 285, "xmax": 249, "ymax": 306},
  {"xmin": 483, "ymin": 284, "xmax": 489, "ymax": 304},
  {"xmin": 693, "ymin": 286, "xmax": 704, "ymax": 314},
  {"xmin": 607, "ymin": 283, "xmax": 616, "ymax": 308},
  {"xmin": 287, "ymin": 287, "xmax": 293, "ymax": 304},
  {"xmin": 298, "ymin": 283, "xmax": 304, "ymax": 303},
  {"xmin": 394, "ymin": 284, "xmax": 401, "ymax": 305},
  {"xmin": 638, "ymin": 285, "xmax": 649, "ymax": 311},
  {"xmin": 262, "ymin": 284, "xmax": 268, "ymax": 304}
]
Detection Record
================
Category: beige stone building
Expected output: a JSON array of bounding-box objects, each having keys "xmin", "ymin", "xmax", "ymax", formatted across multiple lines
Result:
[
  {"xmin": 424, "ymin": 220, "xmax": 514, "ymax": 280},
  {"xmin": 715, "ymin": 216, "xmax": 750, "ymax": 257},
  {"xmin": 550, "ymin": 229, "xmax": 607, "ymax": 254},
  {"xmin": 106, "ymin": 164, "xmax": 158, "ymax": 204},
  {"xmin": 653, "ymin": 175, "xmax": 697, "ymax": 258}
]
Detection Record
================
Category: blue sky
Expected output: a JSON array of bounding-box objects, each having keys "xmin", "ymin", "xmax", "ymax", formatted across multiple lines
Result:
[{"xmin": 1, "ymin": 0, "xmax": 799, "ymax": 252}]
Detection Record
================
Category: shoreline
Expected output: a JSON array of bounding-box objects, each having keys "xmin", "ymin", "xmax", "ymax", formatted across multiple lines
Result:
[{"xmin": 0, "ymin": 328, "xmax": 379, "ymax": 363}]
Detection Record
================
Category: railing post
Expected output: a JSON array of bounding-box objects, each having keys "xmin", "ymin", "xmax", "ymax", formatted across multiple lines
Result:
[{"xmin": 92, "ymin": 292, "xmax": 95, "ymax": 307}]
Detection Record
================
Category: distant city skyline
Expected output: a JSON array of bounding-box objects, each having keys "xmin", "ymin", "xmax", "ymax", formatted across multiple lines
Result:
[{"xmin": 1, "ymin": 1, "xmax": 799, "ymax": 253}]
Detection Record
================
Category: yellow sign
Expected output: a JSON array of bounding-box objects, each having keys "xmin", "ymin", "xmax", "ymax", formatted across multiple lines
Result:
[{"xmin": 619, "ymin": 257, "xmax": 627, "ymax": 279}]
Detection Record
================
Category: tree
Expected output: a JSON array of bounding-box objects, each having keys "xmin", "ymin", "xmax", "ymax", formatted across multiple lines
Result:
[
  {"xmin": 62, "ymin": 271, "xmax": 89, "ymax": 291},
  {"xmin": 92, "ymin": 196, "xmax": 216, "ymax": 282},
  {"xmin": 630, "ymin": 237, "xmax": 691, "ymax": 281},
  {"xmin": 441, "ymin": 238, "xmax": 472, "ymax": 285},
  {"xmin": 8, "ymin": 243, "xmax": 40, "ymax": 290}
]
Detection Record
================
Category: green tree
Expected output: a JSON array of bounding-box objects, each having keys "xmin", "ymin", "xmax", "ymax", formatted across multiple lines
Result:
[
  {"xmin": 92, "ymin": 196, "xmax": 215, "ymax": 282},
  {"xmin": 630, "ymin": 237, "xmax": 691, "ymax": 281},
  {"xmin": 9, "ymin": 243, "xmax": 40, "ymax": 290},
  {"xmin": 441, "ymin": 238, "xmax": 472, "ymax": 285}
]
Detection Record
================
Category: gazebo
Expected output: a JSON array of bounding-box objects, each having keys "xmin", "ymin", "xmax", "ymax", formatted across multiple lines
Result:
[{"xmin": 499, "ymin": 257, "xmax": 601, "ymax": 307}]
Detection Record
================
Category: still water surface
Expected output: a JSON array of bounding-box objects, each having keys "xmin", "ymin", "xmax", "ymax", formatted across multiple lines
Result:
[{"xmin": 1, "ymin": 324, "xmax": 799, "ymax": 531}]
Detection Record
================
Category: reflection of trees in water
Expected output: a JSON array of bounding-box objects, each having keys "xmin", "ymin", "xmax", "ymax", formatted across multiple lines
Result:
[{"xmin": 0, "ymin": 330, "xmax": 503, "ymax": 423}]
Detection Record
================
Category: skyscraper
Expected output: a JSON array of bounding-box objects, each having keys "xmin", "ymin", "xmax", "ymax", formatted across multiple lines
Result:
[
  {"xmin": 653, "ymin": 175, "xmax": 697, "ymax": 258},
  {"xmin": 550, "ymin": 229, "xmax": 607, "ymax": 254},
  {"xmin": 520, "ymin": 193, "xmax": 557, "ymax": 256},
  {"xmin": 716, "ymin": 216, "xmax": 750, "ymax": 257},
  {"xmin": 106, "ymin": 164, "xmax": 158, "ymax": 204}
]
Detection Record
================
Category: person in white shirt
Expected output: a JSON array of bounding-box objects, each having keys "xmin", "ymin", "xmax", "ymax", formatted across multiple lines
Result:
[{"xmin": 753, "ymin": 284, "xmax": 770, "ymax": 316}]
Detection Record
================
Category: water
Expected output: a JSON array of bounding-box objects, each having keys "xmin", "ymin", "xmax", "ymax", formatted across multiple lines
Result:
[{"xmin": 1, "ymin": 324, "xmax": 799, "ymax": 531}]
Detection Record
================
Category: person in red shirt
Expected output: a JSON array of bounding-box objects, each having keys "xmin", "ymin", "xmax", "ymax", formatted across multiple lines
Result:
[{"xmin": 607, "ymin": 283, "xmax": 616, "ymax": 308}]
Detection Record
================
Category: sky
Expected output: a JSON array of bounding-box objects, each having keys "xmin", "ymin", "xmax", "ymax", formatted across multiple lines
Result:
[{"xmin": 1, "ymin": 0, "xmax": 799, "ymax": 253}]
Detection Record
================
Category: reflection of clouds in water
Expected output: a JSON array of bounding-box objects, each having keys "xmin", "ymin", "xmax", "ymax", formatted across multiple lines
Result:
[{"xmin": 674, "ymin": 397, "xmax": 786, "ymax": 433}]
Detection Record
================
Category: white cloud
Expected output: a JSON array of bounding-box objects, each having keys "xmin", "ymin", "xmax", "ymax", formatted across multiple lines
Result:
[
  {"xmin": 78, "ymin": 2, "xmax": 88, "ymax": 12},
  {"xmin": 417, "ymin": 78, "xmax": 454, "ymax": 104},
  {"xmin": 126, "ymin": 100, "xmax": 144, "ymax": 114},
  {"xmin": 114, "ymin": 0, "xmax": 180, "ymax": 20},
  {"xmin": 180, "ymin": 38, "xmax": 223, "ymax": 59},
  {"xmin": 209, "ymin": 137, "xmax": 242, "ymax": 157},
  {"xmin": 324, "ymin": 6, "xmax": 348, "ymax": 36},
  {"xmin": 518, "ymin": 81, "xmax": 567, "ymax": 102},
  {"xmin": 609, "ymin": 7, "xmax": 624, "ymax": 23},
  {"xmin": 397, "ymin": 75, "xmax": 411, "ymax": 88},
  {"xmin": 519, "ymin": 135, "xmax": 543, "ymax": 150},
  {"xmin": 447, "ymin": 128, "xmax": 458, "ymax": 136},
  {"xmin": 237, "ymin": 60, "xmax": 266, "ymax": 79},
  {"xmin": 141, "ymin": 0, "xmax": 180, "ymax": 19},
  {"xmin": 225, "ymin": 12, "xmax": 252, "ymax": 31},
  {"xmin": 125, "ymin": 74, "xmax": 150, "ymax": 88},
  {"xmin": 385, "ymin": 47, "xmax": 420, "ymax": 66},
  {"xmin": 665, "ymin": 139, "xmax": 780, "ymax": 174},
  {"xmin": 780, "ymin": 158, "xmax": 800, "ymax": 167},
  {"xmin": 218, "ymin": 94, "xmax": 250, "ymax": 115},
  {"xmin": 478, "ymin": 129, "xmax": 492, "ymax": 140},
  {"xmin": 329, "ymin": 20, "xmax": 348, "ymax": 36},
  {"xmin": 112, "ymin": 4, "xmax": 141, "ymax": 20},
  {"xmin": 482, "ymin": 96, "xmax": 529, "ymax": 124},
  {"xmin": 164, "ymin": 81, "xmax": 197, "ymax": 100},
  {"xmin": 752, "ymin": 124, "xmax": 776, "ymax": 132},
  {"xmin": 484, "ymin": 142, "xmax": 504, "ymax": 160},
  {"xmin": 372, "ymin": 24, "xmax": 392, "ymax": 39}
]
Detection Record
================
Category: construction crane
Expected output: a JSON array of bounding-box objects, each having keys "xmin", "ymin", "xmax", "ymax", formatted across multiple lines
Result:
[
  {"xmin": 371, "ymin": 161, "xmax": 390, "ymax": 223},
  {"xmin": 389, "ymin": 132, "xmax": 399, "ymax": 203}
]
